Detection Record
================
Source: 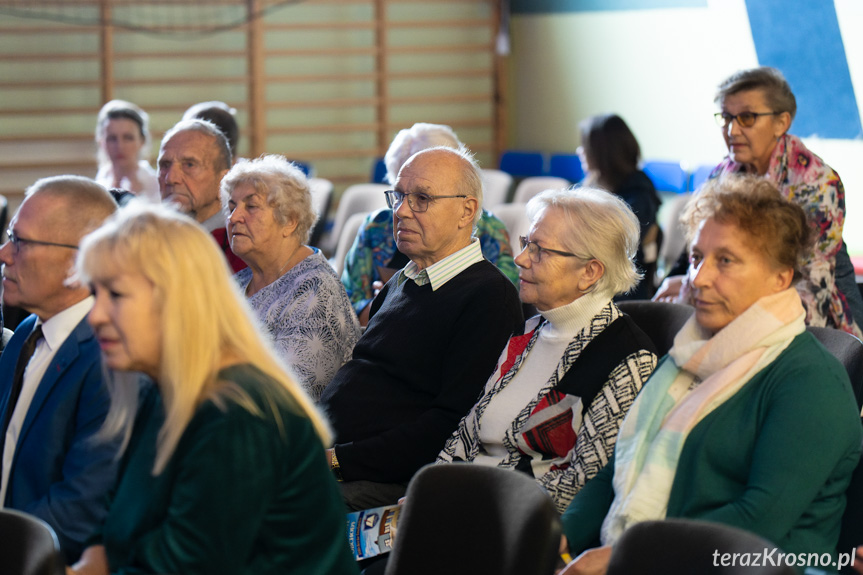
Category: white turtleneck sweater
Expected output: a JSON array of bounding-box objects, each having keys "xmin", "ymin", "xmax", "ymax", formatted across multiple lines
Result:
[{"xmin": 474, "ymin": 290, "xmax": 611, "ymax": 467}]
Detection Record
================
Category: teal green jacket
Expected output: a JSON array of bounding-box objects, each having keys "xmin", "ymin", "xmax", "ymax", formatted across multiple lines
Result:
[
  {"xmin": 102, "ymin": 365, "xmax": 358, "ymax": 575},
  {"xmin": 563, "ymin": 332, "xmax": 862, "ymax": 560}
]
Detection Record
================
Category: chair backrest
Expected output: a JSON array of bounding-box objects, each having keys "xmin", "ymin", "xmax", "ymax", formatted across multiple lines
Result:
[
  {"xmin": 512, "ymin": 176, "xmax": 570, "ymax": 204},
  {"xmin": 384, "ymin": 464, "xmax": 561, "ymax": 575},
  {"xmin": 499, "ymin": 150, "xmax": 545, "ymax": 178},
  {"xmin": 657, "ymin": 192, "xmax": 692, "ymax": 277},
  {"xmin": 643, "ymin": 160, "xmax": 687, "ymax": 194},
  {"xmin": 307, "ymin": 177, "xmax": 334, "ymax": 248},
  {"xmin": 481, "ymin": 168, "xmax": 514, "ymax": 209},
  {"xmin": 371, "ymin": 157, "xmax": 388, "ymax": 184},
  {"xmin": 490, "ymin": 203, "xmax": 531, "ymax": 254},
  {"xmin": 322, "ymin": 183, "xmax": 389, "ymax": 255},
  {"xmin": 0, "ymin": 509, "xmax": 65, "ymax": 575},
  {"xmin": 286, "ymin": 159, "xmax": 313, "ymax": 177},
  {"xmin": 549, "ymin": 153, "xmax": 584, "ymax": 184},
  {"xmin": 838, "ymin": 417, "xmax": 863, "ymax": 572},
  {"xmin": 806, "ymin": 326, "xmax": 863, "ymax": 410},
  {"xmin": 606, "ymin": 518, "xmax": 796, "ymax": 575},
  {"xmin": 331, "ymin": 211, "xmax": 369, "ymax": 277},
  {"xmin": 615, "ymin": 301, "xmax": 693, "ymax": 358}
]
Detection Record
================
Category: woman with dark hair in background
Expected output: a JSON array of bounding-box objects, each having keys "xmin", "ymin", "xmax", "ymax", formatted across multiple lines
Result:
[{"xmin": 579, "ymin": 114, "xmax": 661, "ymax": 299}]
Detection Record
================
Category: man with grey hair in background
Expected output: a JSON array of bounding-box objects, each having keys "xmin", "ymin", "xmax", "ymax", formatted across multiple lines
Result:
[
  {"xmin": 320, "ymin": 146, "xmax": 523, "ymax": 510},
  {"xmin": 0, "ymin": 176, "xmax": 120, "ymax": 562},
  {"xmin": 158, "ymin": 118, "xmax": 245, "ymax": 271}
]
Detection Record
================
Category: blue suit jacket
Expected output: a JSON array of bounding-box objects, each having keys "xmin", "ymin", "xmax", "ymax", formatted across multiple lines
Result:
[{"xmin": 0, "ymin": 313, "xmax": 120, "ymax": 563}]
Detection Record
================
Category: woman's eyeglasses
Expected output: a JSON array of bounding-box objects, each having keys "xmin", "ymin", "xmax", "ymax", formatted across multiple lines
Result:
[
  {"xmin": 714, "ymin": 111, "xmax": 782, "ymax": 128},
  {"xmin": 519, "ymin": 236, "xmax": 580, "ymax": 263}
]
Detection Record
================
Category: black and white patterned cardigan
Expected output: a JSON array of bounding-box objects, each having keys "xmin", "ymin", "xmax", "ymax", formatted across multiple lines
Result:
[{"xmin": 437, "ymin": 301, "xmax": 657, "ymax": 513}]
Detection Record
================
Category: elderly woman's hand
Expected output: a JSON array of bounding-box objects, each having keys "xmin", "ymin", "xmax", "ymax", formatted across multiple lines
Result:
[{"xmin": 559, "ymin": 546, "xmax": 612, "ymax": 575}]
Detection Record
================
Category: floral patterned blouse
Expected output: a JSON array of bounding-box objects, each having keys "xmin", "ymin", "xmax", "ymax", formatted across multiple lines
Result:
[
  {"xmin": 236, "ymin": 249, "xmax": 361, "ymax": 400},
  {"xmin": 340, "ymin": 208, "xmax": 519, "ymax": 316},
  {"xmin": 712, "ymin": 134, "xmax": 861, "ymax": 337}
]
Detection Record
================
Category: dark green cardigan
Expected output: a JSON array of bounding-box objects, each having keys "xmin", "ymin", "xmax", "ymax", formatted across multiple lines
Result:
[
  {"xmin": 563, "ymin": 332, "xmax": 863, "ymax": 561},
  {"xmin": 102, "ymin": 364, "xmax": 358, "ymax": 575}
]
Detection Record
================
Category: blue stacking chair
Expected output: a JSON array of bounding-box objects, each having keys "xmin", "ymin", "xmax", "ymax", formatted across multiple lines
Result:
[
  {"xmin": 287, "ymin": 160, "xmax": 313, "ymax": 177},
  {"xmin": 548, "ymin": 153, "xmax": 585, "ymax": 184},
  {"xmin": 687, "ymin": 164, "xmax": 715, "ymax": 192},
  {"xmin": 371, "ymin": 157, "xmax": 388, "ymax": 184},
  {"xmin": 642, "ymin": 160, "xmax": 687, "ymax": 194},
  {"xmin": 499, "ymin": 151, "xmax": 545, "ymax": 178}
]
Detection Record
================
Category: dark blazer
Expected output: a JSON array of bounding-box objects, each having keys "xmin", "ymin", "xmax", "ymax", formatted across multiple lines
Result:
[{"xmin": 0, "ymin": 313, "xmax": 120, "ymax": 563}]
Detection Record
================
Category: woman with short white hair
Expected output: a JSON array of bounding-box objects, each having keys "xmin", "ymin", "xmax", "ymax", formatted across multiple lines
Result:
[
  {"xmin": 221, "ymin": 154, "xmax": 360, "ymax": 400},
  {"xmin": 438, "ymin": 187, "xmax": 658, "ymax": 513}
]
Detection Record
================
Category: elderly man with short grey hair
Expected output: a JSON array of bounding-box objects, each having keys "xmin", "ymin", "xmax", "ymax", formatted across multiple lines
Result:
[{"xmin": 320, "ymin": 146, "xmax": 523, "ymax": 510}]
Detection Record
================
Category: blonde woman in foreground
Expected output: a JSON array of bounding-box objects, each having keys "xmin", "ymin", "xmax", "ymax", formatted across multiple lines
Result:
[{"xmin": 68, "ymin": 203, "xmax": 357, "ymax": 575}]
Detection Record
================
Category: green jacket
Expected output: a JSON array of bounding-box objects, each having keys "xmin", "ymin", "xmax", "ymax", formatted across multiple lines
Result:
[
  {"xmin": 102, "ymin": 365, "xmax": 358, "ymax": 575},
  {"xmin": 563, "ymin": 332, "xmax": 862, "ymax": 561}
]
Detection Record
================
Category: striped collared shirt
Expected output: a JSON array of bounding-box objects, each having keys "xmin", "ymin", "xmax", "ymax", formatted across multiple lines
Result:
[{"xmin": 400, "ymin": 238, "xmax": 484, "ymax": 291}]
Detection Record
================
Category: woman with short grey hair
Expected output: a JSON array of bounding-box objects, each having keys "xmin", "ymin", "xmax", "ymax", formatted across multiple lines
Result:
[
  {"xmin": 221, "ymin": 155, "xmax": 360, "ymax": 400},
  {"xmin": 438, "ymin": 186, "xmax": 657, "ymax": 513}
]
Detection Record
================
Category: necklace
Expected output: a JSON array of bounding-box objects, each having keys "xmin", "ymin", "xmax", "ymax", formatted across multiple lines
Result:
[{"xmin": 246, "ymin": 244, "xmax": 304, "ymax": 297}]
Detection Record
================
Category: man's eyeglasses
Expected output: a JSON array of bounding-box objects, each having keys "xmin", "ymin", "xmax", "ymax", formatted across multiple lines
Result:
[
  {"xmin": 714, "ymin": 111, "xmax": 782, "ymax": 128},
  {"xmin": 519, "ymin": 236, "xmax": 580, "ymax": 263},
  {"xmin": 384, "ymin": 190, "xmax": 467, "ymax": 213},
  {"xmin": 5, "ymin": 228, "xmax": 79, "ymax": 255}
]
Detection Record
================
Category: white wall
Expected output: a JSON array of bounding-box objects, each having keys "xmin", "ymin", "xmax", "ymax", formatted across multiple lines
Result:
[{"xmin": 507, "ymin": 0, "xmax": 863, "ymax": 253}]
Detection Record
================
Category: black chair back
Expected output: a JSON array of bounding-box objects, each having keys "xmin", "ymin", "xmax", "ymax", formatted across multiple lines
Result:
[
  {"xmin": 384, "ymin": 464, "xmax": 561, "ymax": 575},
  {"xmin": 839, "ymin": 418, "xmax": 863, "ymax": 574},
  {"xmin": 806, "ymin": 326, "xmax": 863, "ymax": 410},
  {"xmin": 607, "ymin": 519, "xmax": 796, "ymax": 575},
  {"xmin": 0, "ymin": 508, "xmax": 64, "ymax": 575},
  {"xmin": 615, "ymin": 300, "xmax": 693, "ymax": 358}
]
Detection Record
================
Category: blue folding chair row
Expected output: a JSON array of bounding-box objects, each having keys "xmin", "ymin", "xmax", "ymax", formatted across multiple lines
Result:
[{"xmin": 499, "ymin": 150, "xmax": 585, "ymax": 184}]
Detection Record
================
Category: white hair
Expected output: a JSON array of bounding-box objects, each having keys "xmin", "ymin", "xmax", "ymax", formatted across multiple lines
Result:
[{"xmin": 526, "ymin": 187, "xmax": 641, "ymax": 297}]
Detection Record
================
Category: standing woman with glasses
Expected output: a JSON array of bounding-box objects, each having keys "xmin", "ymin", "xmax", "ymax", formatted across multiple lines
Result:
[
  {"xmin": 655, "ymin": 67, "xmax": 863, "ymax": 337},
  {"xmin": 94, "ymin": 100, "xmax": 160, "ymax": 202},
  {"xmin": 437, "ymin": 187, "xmax": 658, "ymax": 513}
]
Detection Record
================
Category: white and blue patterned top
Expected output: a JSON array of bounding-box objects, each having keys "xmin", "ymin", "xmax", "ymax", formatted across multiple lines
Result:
[{"xmin": 236, "ymin": 249, "xmax": 361, "ymax": 400}]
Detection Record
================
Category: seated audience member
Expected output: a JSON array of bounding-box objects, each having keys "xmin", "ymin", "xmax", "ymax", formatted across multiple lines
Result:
[
  {"xmin": 655, "ymin": 66, "xmax": 863, "ymax": 336},
  {"xmin": 319, "ymin": 146, "xmax": 523, "ymax": 510},
  {"xmin": 183, "ymin": 100, "xmax": 240, "ymax": 162},
  {"xmin": 437, "ymin": 187, "xmax": 657, "ymax": 513},
  {"xmin": 94, "ymin": 100, "xmax": 160, "ymax": 202},
  {"xmin": 0, "ymin": 176, "xmax": 120, "ymax": 562},
  {"xmin": 341, "ymin": 122, "xmax": 517, "ymax": 325},
  {"xmin": 221, "ymin": 155, "xmax": 360, "ymax": 400},
  {"xmin": 69, "ymin": 204, "xmax": 357, "ymax": 575},
  {"xmin": 578, "ymin": 114, "xmax": 661, "ymax": 300},
  {"xmin": 157, "ymin": 118, "xmax": 246, "ymax": 272},
  {"xmin": 560, "ymin": 176, "xmax": 862, "ymax": 574}
]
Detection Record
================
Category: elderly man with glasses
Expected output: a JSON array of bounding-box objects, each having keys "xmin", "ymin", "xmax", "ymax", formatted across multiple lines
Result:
[
  {"xmin": 319, "ymin": 146, "xmax": 523, "ymax": 510},
  {"xmin": 0, "ymin": 176, "xmax": 121, "ymax": 563}
]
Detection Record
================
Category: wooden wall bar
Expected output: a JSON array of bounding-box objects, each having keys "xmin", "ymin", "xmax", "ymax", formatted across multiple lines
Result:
[{"xmin": 0, "ymin": 0, "xmax": 503, "ymax": 210}]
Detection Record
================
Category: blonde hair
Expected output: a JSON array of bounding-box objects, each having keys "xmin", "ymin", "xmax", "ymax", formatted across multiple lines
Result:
[{"xmin": 77, "ymin": 202, "xmax": 331, "ymax": 474}]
